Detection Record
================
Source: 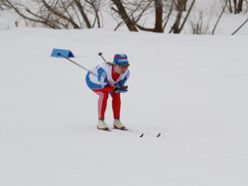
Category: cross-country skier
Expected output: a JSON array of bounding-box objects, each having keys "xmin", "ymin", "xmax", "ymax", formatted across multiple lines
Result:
[{"xmin": 86, "ymin": 54, "xmax": 130, "ymax": 130}]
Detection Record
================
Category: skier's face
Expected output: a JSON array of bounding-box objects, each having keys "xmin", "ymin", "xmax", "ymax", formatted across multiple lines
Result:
[{"xmin": 115, "ymin": 65, "xmax": 128, "ymax": 74}]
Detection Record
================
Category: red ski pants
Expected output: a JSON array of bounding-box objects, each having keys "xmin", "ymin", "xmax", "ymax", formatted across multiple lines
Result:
[{"xmin": 93, "ymin": 89, "xmax": 121, "ymax": 120}]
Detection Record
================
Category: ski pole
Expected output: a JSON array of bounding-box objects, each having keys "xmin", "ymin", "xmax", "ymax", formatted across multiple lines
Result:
[
  {"xmin": 57, "ymin": 52, "xmax": 126, "ymax": 92},
  {"xmin": 98, "ymin": 52, "xmax": 108, "ymax": 63},
  {"xmin": 98, "ymin": 52, "xmax": 114, "ymax": 65},
  {"xmin": 58, "ymin": 53, "xmax": 98, "ymax": 77}
]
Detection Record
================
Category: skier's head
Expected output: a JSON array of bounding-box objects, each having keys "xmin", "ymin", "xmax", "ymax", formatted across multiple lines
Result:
[
  {"xmin": 113, "ymin": 54, "xmax": 129, "ymax": 74},
  {"xmin": 113, "ymin": 54, "xmax": 129, "ymax": 66}
]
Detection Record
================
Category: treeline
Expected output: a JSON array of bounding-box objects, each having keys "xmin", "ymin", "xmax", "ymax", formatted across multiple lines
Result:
[{"xmin": 1, "ymin": 0, "xmax": 248, "ymax": 34}]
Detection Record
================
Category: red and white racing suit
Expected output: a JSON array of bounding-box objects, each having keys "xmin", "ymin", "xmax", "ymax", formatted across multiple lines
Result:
[{"xmin": 86, "ymin": 63, "xmax": 129, "ymax": 120}]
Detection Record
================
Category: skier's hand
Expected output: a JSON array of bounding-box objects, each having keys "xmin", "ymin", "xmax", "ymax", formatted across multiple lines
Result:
[{"xmin": 114, "ymin": 85, "xmax": 128, "ymax": 93}]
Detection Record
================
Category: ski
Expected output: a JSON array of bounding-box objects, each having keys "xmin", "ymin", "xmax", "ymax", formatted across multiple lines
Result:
[
  {"xmin": 98, "ymin": 127, "xmax": 162, "ymax": 138},
  {"xmin": 139, "ymin": 132, "xmax": 161, "ymax": 138},
  {"xmin": 112, "ymin": 127, "xmax": 128, "ymax": 131},
  {"xmin": 113, "ymin": 128, "xmax": 162, "ymax": 138},
  {"xmin": 97, "ymin": 128, "xmax": 112, "ymax": 132}
]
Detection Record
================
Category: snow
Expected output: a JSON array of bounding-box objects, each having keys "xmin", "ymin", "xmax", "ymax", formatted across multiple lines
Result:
[
  {"xmin": 0, "ymin": 17, "xmax": 9, "ymax": 30},
  {"xmin": 1, "ymin": 28, "xmax": 248, "ymax": 186}
]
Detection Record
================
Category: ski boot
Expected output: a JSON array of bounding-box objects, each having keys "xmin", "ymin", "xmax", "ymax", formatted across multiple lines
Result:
[
  {"xmin": 113, "ymin": 119, "xmax": 126, "ymax": 130},
  {"xmin": 97, "ymin": 120, "xmax": 109, "ymax": 131}
]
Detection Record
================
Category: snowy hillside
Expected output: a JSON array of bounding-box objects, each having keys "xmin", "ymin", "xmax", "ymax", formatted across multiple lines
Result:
[{"xmin": 1, "ymin": 28, "xmax": 248, "ymax": 186}]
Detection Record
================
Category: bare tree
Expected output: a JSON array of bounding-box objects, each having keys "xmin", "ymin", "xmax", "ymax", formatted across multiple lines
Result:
[
  {"xmin": 231, "ymin": 15, "xmax": 248, "ymax": 35},
  {"xmin": 135, "ymin": 0, "xmax": 164, "ymax": 32},
  {"xmin": 0, "ymin": 0, "xmax": 6, "ymax": 10},
  {"xmin": 111, "ymin": 0, "xmax": 138, "ymax": 32},
  {"xmin": 3, "ymin": 0, "xmax": 102, "ymax": 29},
  {"xmin": 190, "ymin": 10, "xmax": 211, "ymax": 35},
  {"xmin": 237, "ymin": 0, "xmax": 244, "ymax": 13},
  {"xmin": 154, "ymin": 0, "xmax": 163, "ymax": 32},
  {"xmin": 163, "ymin": 0, "xmax": 174, "ymax": 30},
  {"xmin": 177, "ymin": 0, "xmax": 187, "ymax": 11},
  {"xmin": 227, "ymin": 0, "xmax": 245, "ymax": 13},
  {"xmin": 211, "ymin": 1, "xmax": 228, "ymax": 35},
  {"xmin": 170, "ymin": 0, "xmax": 195, "ymax": 33},
  {"xmin": 111, "ymin": 0, "xmax": 178, "ymax": 33}
]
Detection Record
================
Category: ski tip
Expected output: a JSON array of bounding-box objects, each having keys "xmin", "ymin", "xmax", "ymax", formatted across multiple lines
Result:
[
  {"xmin": 120, "ymin": 127, "xmax": 128, "ymax": 131},
  {"xmin": 112, "ymin": 127, "xmax": 128, "ymax": 131},
  {"xmin": 140, "ymin": 133, "xmax": 144, "ymax": 138},
  {"xmin": 156, "ymin": 133, "xmax": 161, "ymax": 137},
  {"xmin": 97, "ymin": 127, "xmax": 111, "ymax": 132}
]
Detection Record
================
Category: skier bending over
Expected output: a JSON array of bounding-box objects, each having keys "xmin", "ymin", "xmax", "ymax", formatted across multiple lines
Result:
[{"xmin": 86, "ymin": 54, "xmax": 130, "ymax": 130}]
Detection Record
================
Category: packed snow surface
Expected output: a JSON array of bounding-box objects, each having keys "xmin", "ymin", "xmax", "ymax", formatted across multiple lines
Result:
[{"xmin": 0, "ymin": 28, "xmax": 248, "ymax": 186}]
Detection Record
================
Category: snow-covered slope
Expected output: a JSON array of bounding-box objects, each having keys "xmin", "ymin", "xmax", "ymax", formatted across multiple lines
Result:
[{"xmin": 0, "ymin": 28, "xmax": 248, "ymax": 186}]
